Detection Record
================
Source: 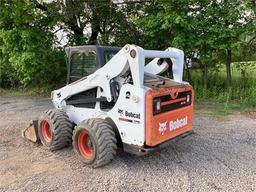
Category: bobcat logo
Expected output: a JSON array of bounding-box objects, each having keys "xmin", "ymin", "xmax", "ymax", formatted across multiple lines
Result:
[
  {"xmin": 158, "ymin": 121, "xmax": 167, "ymax": 135},
  {"xmin": 118, "ymin": 109, "xmax": 124, "ymax": 115}
]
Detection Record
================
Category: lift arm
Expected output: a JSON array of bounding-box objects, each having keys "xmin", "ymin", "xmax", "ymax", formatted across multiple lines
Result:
[{"xmin": 144, "ymin": 47, "xmax": 184, "ymax": 82}]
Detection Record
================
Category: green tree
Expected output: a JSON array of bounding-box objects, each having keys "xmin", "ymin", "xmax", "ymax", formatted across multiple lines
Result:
[
  {"xmin": 34, "ymin": 0, "xmax": 138, "ymax": 46},
  {"xmin": 0, "ymin": 0, "xmax": 65, "ymax": 87},
  {"xmin": 194, "ymin": 0, "xmax": 255, "ymax": 87},
  {"xmin": 137, "ymin": 0, "xmax": 255, "ymax": 87}
]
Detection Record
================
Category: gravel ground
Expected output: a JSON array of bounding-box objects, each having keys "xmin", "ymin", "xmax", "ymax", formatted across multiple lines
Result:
[{"xmin": 0, "ymin": 97, "xmax": 255, "ymax": 192}]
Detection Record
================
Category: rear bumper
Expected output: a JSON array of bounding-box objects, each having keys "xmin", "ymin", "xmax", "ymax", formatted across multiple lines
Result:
[{"xmin": 123, "ymin": 130, "xmax": 193, "ymax": 156}]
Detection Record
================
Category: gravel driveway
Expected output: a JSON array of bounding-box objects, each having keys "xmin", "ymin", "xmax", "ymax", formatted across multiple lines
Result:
[{"xmin": 0, "ymin": 97, "xmax": 255, "ymax": 192}]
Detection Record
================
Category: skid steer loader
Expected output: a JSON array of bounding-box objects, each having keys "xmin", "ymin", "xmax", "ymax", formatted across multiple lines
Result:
[{"xmin": 22, "ymin": 44, "xmax": 194, "ymax": 168}]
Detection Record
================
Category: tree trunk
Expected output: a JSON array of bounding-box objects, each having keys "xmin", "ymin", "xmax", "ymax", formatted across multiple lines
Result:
[
  {"xmin": 203, "ymin": 63, "xmax": 208, "ymax": 89},
  {"xmin": 186, "ymin": 65, "xmax": 191, "ymax": 82},
  {"xmin": 226, "ymin": 49, "xmax": 232, "ymax": 87},
  {"xmin": 88, "ymin": 2, "xmax": 101, "ymax": 45},
  {"xmin": 70, "ymin": 25, "xmax": 84, "ymax": 45},
  {"xmin": 88, "ymin": 25, "xmax": 99, "ymax": 45}
]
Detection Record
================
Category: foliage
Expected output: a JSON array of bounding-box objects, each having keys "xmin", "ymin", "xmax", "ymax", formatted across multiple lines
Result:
[
  {"xmin": 189, "ymin": 62, "xmax": 256, "ymax": 108},
  {"xmin": 0, "ymin": 0, "xmax": 66, "ymax": 87},
  {"xmin": 136, "ymin": 0, "xmax": 255, "ymax": 87}
]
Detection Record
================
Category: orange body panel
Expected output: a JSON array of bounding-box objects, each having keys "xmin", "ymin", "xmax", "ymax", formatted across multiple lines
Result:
[{"xmin": 145, "ymin": 85, "xmax": 194, "ymax": 146}]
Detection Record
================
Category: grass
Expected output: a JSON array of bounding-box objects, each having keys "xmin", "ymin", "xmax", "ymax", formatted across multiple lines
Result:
[
  {"xmin": 0, "ymin": 86, "xmax": 52, "ymax": 97},
  {"xmin": 195, "ymin": 99, "xmax": 246, "ymax": 117},
  {"xmin": 187, "ymin": 62, "xmax": 256, "ymax": 115}
]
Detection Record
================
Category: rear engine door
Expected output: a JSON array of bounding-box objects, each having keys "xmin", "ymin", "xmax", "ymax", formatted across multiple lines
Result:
[{"xmin": 145, "ymin": 85, "xmax": 194, "ymax": 146}]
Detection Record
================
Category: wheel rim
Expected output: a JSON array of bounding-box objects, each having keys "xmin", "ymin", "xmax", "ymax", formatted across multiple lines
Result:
[
  {"xmin": 77, "ymin": 130, "xmax": 94, "ymax": 159},
  {"xmin": 41, "ymin": 120, "xmax": 52, "ymax": 142}
]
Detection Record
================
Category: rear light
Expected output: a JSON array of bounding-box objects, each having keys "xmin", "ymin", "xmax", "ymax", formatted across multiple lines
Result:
[
  {"xmin": 186, "ymin": 95, "xmax": 190, "ymax": 102},
  {"xmin": 153, "ymin": 99, "xmax": 161, "ymax": 113},
  {"xmin": 156, "ymin": 100, "xmax": 161, "ymax": 111},
  {"xmin": 153, "ymin": 91, "xmax": 192, "ymax": 115}
]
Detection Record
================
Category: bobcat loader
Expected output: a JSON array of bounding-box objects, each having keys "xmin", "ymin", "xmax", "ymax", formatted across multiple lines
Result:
[{"xmin": 22, "ymin": 44, "xmax": 194, "ymax": 168}]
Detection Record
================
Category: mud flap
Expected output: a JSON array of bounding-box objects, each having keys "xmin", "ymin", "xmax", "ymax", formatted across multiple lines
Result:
[{"xmin": 22, "ymin": 120, "xmax": 40, "ymax": 143}]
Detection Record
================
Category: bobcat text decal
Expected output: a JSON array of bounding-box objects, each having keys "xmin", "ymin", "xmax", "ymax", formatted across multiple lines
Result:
[
  {"xmin": 170, "ymin": 116, "xmax": 188, "ymax": 131},
  {"xmin": 118, "ymin": 109, "xmax": 141, "ymax": 124},
  {"xmin": 118, "ymin": 109, "xmax": 140, "ymax": 119},
  {"xmin": 158, "ymin": 116, "xmax": 188, "ymax": 135}
]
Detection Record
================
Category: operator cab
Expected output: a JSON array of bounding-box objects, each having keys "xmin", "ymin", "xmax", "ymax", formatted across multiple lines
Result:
[{"xmin": 65, "ymin": 45, "xmax": 120, "ymax": 84}]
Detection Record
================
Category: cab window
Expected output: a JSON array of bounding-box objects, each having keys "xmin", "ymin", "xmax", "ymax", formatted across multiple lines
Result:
[
  {"xmin": 104, "ymin": 51, "xmax": 117, "ymax": 63},
  {"xmin": 69, "ymin": 51, "xmax": 97, "ymax": 82}
]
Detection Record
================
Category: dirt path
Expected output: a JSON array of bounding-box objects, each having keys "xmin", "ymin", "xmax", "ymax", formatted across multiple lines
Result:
[{"xmin": 0, "ymin": 97, "xmax": 255, "ymax": 192}]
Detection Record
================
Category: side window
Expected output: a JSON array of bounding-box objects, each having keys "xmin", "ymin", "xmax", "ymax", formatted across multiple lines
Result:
[{"xmin": 70, "ymin": 51, "xmax": 97, "ymax": 82}]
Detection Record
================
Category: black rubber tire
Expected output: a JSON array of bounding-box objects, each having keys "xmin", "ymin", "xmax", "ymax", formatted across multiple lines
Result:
[
  {"xmin": 73, "ymin": 118, "xmax": 117, "ymax": 168},
  {"xmin": 38, "ymin": 109, "xmax": 73, "ymax": 151}
]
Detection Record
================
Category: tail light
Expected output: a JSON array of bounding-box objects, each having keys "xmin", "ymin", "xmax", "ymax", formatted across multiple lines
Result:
[{"xmin": 153, "ymin": 91, "xmax": 192, "ymax": 115}]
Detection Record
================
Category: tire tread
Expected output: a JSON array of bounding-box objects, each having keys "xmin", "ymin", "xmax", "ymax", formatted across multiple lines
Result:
[
  {"xmin": 39, "ymin": 109, "xmax": 73, "ymax": 151},
  {"xmin": 72, "ymin": 118, "xmax": 117, "ymax": 168}
]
